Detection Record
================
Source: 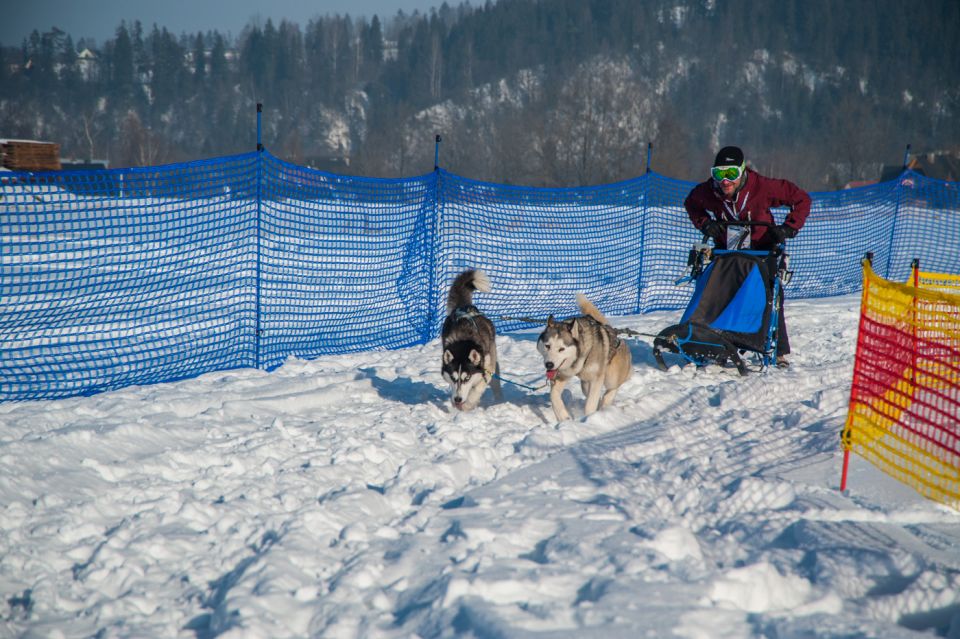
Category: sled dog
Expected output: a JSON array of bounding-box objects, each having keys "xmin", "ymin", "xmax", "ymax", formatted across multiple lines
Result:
[
  {"xmin": 537, "ymin": 294, "xmax": 632, "ymax": 421},
  {"xmin": 441, "ymin": 269, "xmax": 502, "ymax": 411}
]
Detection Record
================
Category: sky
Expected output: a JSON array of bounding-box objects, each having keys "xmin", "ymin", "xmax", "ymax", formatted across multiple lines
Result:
[
  {"xmin": 2, "ymin": 289, "xmax": 959, "ymax": 637},
  {"xmin": 2, "ymin": 0, "xmax": 451, "ymax": 47}
]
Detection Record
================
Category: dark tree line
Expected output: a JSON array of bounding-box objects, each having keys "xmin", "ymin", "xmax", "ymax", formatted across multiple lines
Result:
[{"xmin": 2, "ymin": 0, "xmax": 958, "ymax": 188}]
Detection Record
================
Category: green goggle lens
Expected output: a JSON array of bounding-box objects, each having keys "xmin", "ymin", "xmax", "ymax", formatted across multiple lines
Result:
[{"xmin": 711, "ymin": 165, "xmax": 744, "ymax": 182}]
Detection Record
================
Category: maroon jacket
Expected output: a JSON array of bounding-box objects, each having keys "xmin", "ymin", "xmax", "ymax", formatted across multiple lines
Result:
[{"xmin": 684, "ymin": 169, "xmax": 811, "ymax": 250}]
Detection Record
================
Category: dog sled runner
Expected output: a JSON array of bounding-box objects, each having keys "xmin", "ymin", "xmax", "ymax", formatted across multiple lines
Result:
[{"xmin": 652, "ymin": 222, "xmax": 791, "ymax": 375}]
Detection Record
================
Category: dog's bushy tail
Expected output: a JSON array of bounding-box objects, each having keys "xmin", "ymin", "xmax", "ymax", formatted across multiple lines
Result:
[
  {"xmin": 576, "ymin": 293, "xmax": 609, "ymax": 325},
  {"xmin": 447, "ymin": 270, "xmax": 492, "ymax": 312}
]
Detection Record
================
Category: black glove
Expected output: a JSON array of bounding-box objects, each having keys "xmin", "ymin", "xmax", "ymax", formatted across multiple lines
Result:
[
  {"xmin": 769, "ymin": 224, "xmax": 797, "ymax": 243},
  {"xmin": 700, "ymin": 220, "xmax": 722, "ymax": 239}
]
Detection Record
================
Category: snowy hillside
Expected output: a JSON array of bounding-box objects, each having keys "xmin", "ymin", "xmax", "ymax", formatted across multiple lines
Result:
[{"xmin": 1, "ymin": 293, "xmax": 959, "ymax": 638}]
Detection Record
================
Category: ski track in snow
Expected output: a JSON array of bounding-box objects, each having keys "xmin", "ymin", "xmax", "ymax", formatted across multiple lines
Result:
[{"xmin": 1, "ymin": 295, "xmax": 959, "ymax": 638}]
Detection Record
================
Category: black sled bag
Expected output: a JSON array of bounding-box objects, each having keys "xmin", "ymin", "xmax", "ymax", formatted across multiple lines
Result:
[{"xmin": 655, "ymin": 251, "xmax": 776, "ymax": 363}]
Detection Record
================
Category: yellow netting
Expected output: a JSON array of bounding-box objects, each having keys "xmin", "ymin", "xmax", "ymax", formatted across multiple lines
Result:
[
  {"xmin": 917, "ymin": 270, "xmax": 960, "ymax": 293},
  {"xmin": 843, "ymin": 261, "xmax": 960, "ymax": 509}
]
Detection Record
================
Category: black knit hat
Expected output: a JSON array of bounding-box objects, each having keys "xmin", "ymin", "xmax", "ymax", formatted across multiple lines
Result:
[{"xmin": 713, "ymin": 146, "xmax": 744, "ymax": 167}]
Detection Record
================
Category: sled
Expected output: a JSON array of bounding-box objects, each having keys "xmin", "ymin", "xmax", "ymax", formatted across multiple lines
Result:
[{"xmin": 652, "ymin": 222, "xmax": 792, "ymax": 375}]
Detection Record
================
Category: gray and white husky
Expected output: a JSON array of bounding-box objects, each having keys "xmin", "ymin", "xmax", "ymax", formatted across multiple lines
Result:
[
  {"xmin": 441, "ymin": 269, "xmax": 503, "ymax": 411},
  {"xmin": 537, "ymin": 294, "xmax": 633, "ymax": 421}
]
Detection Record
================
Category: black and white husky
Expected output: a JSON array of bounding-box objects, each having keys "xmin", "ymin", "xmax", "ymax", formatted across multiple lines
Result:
[{"xmin": 441, "ymin": 269, "xmax": 503, "ymax": 411}]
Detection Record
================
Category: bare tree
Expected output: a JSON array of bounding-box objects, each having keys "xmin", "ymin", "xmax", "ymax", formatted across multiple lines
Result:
[
  {"xmin": 545, "ymin": 57, "xmax": 655, "ymax": 185},
  {"xmin": 118, "ymin": 110, "xmax": 169, "ymax": 167}
]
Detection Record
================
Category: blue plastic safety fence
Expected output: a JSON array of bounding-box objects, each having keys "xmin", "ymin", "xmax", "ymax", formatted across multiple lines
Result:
[
  {"xmin": 2, "ymin": 151, "xmax": 958, "ymax": 401},
  {"xmin": 2, "ymin": 154, "xmax": 259, "ymax": 400},
  {"xmin": 257, "ymin": 154, "xmax": 438, "ymax": 371}
]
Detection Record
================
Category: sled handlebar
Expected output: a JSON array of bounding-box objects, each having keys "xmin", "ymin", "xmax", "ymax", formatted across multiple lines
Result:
[
  {"xmin": 714, "ymin": 220, "xmax": 774, "ymax": 227},
  {"xmin": 698, "ymin": 220, "xmax": 787, "ymax": 251}
]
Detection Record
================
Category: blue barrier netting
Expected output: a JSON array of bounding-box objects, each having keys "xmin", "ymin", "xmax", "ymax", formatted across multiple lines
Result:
[{"xmin": 2, "ymin": 151, "xmax": 958, "ymax": 400}]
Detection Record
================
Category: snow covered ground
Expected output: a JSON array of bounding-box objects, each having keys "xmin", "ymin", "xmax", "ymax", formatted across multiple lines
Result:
[{"xmin": 2, "ymin": 293, "xmax": 959, "ymax": 638}]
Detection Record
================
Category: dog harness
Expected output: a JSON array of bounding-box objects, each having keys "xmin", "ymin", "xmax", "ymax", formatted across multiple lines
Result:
[
  {"xmin": 452, "ymin": 305, "xmax": 482, "ymax": 327},
  {"xmin": 576, "ymin": 316, "xmax": 622, "ymax": 363}
]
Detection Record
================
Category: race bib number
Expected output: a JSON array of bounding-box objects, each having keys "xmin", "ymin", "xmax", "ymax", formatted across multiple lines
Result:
[{"xmin": 726, "ymin": 225, "xmax": 750, "ymax": 249}]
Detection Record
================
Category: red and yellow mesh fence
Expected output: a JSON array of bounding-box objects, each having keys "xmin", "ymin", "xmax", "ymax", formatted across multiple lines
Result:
[{"xmin": 841, "ymin": 259, "xmax": 960, "ymax": 509}]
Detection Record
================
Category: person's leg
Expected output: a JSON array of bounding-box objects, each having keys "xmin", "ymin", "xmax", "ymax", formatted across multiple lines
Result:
[{"xmin": 777, "ymin": 288, "xmax": 790, "ymax": 356}]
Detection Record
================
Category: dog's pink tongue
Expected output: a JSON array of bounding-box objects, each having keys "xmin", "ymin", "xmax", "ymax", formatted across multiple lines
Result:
[{"xmin": 545, "ymin": 369, "xmax": 557, "ymax": 380}]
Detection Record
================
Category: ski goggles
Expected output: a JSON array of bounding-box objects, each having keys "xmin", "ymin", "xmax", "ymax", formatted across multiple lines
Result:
[{"xmin": 711, "ymin": 164, "xmax": 745, "ymax": 182}]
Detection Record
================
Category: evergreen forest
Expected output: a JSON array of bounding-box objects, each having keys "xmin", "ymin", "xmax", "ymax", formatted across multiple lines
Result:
[{"xmin": 2, "ymin": 0, "xmax": 958, "ymax": 189}]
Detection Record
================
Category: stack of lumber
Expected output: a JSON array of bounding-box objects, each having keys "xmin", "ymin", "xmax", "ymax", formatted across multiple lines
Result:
[{"xmin": 1, "ymin": 139, "xmax": 62, "ymax": 171}]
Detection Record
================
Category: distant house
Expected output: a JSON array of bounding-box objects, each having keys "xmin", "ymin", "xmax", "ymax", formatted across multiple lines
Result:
[
  {"xmin": 880, "ymin": 150, "xmax": 960, "ymax": 183},
  {"xmin": 183, "ymin": 47, "xmax": 240, "ymax": 75},
  {"xmin": 0, "ymin": 139, "xmax": 61, "ymax": 171},
  {"xmin": 1, "ymin": 140, "xmax": 110, "ymax": 172},
  {"xmin": 60, "ymin": 158, "xmax": 109, "ymax": 170},
  {"xmin": 382, "ymin": 39, "xmax": 399, "ymax": 62},
  {"xmin": 76, "ymin": 48, "xmax": 99, "ymax": 82},
  {"xmin": 912, "ymin": 150, "xmax": 960, "ymax": 182}
]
